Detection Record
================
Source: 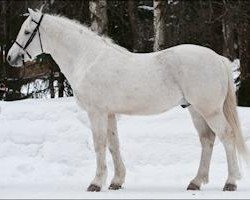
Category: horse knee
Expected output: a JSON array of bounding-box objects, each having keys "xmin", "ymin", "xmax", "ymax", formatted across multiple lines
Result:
[
  {"xmin": 94, "ymin": 141, "xmax": 107, "ymax": 153},
  {"xmin": 200, "ymin": 136, "xmax": 215, "ymax": 149}
]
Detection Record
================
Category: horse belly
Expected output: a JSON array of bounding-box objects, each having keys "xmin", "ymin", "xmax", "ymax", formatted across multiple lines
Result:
[{"xmin": 106, "ymin": 83, "xmax": 183, "ymax": 115}]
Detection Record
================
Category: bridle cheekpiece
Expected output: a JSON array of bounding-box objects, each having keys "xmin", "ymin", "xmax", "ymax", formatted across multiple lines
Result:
[{"xmin": 15, "ymin": 14, "xmax": 44, "ymax": 59}]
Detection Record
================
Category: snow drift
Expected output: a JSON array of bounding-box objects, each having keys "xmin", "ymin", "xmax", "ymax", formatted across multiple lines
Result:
[{"xmin": 0, "ymin": 97, "xmax": 249, "ymax": 199}]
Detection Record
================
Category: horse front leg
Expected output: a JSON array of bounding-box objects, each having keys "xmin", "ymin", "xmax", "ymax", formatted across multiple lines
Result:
[
  {"xmin": 107, "ymin": 114, "xmax": 126, "ymax": 190},
  {"xmin": 87, "ymin": 111, "xmax": 108, "ymax": 192}
]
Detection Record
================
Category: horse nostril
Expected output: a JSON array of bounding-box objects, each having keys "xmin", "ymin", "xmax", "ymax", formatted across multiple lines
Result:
[{"xmin": 7, "ymin": 55, "xmax": 11, "ymax": 62}]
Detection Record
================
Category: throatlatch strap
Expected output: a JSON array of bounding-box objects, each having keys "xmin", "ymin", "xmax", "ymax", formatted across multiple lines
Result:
[{"xmin": 15, "ymin": 14, "xmax": 44, "ymax": 59}]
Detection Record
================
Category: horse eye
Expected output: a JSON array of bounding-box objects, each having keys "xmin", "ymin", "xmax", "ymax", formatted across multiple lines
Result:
[{"xmin": 24, "ymin": 30, "xmax": 30, "ymax": 35}]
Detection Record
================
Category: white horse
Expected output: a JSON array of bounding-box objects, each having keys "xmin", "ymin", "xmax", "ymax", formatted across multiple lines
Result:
[{"xmin": 7, "ymin": 9, "xmax": 249, "ymax": 192}]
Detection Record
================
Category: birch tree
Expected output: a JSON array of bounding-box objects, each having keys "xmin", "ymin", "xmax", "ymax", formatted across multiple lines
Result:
[
  {"xmin": 89, "ymin": 0, "xmax": 108, "ymax": 35},
  {"xmin": 153, "ymin": 0, "xmax": 167, "ymax": 51}
]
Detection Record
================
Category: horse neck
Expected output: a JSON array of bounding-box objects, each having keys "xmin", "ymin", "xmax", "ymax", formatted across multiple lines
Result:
[{"xmin": 41, "ymin": 14, "xmax": 106, "ymax": 81}]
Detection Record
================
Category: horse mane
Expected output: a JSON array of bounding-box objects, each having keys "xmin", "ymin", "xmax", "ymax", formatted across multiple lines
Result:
[{"xmin": 48, "ymin": 14, "xmax": 129, "ymax": 53}]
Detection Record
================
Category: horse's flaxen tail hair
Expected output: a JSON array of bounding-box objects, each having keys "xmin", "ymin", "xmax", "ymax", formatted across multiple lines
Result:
[{"xmin": 222, "ymin": 56, "xmax": 250, "ymax": 164}]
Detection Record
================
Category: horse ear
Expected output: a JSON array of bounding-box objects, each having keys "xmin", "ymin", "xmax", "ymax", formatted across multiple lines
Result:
[
  {"xmin": 28, "ymin": 8, "xmax": 35, "ymax": 15},
  {"xmin": 28, "ymin": 8, "xmax": 40, "ymax": 21}
]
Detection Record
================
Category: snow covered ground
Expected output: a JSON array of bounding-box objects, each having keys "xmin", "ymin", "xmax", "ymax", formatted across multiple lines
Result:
[{"xmin": 0, "ymin": 97, "xmax": 249, "ymax": 199}]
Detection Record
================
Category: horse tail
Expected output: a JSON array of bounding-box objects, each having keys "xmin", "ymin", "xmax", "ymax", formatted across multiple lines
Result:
[{"xmin": 221, "ymin": 56, "xmax": 250, "ymax": 163}]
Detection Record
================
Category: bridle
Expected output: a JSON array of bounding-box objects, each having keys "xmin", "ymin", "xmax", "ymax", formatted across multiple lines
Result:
[{"xmin": 15, "ymin": 14, "xmax": 44, "ymax": 60}]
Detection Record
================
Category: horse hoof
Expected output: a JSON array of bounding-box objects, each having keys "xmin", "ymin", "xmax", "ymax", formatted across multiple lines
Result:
[
  {"xmin": 187, "ymin": 182, "xmax": 200, "ymax": 190},
  {"xmin": 223, "ymin": 183, "xmax": 237, "ymax": 191},
  {"xmin": 109, "ymin": 183, "xmax": 122, "ymax": 190},
  {"xmin": 87, "ymin": 184, "xmax": 101, "ymax": 192}
]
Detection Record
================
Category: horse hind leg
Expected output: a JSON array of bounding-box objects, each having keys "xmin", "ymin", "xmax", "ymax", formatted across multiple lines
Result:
[
  {"xmin": 195, "ymin": 107, "xmax": 241, "ymax": 191},
  {"xmin": 187, "ymin": 107, "xmax": 216, "ymax": 191}
]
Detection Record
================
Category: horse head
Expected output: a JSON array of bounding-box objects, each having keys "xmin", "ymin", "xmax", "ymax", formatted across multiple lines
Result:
[{"xmin": 7, "ymin": 8, "xmax": 44, "ymax": 67}]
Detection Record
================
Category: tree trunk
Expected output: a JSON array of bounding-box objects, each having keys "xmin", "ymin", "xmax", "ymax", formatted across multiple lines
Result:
[
  {"xmin": 127, "ymin": 0, "xmax": 144, "ymax": 52},
  {"xmin": 58, "ymin": 73, "xmax": 65, "ymax": 98},
  {"xmin": 237, "ymin": 19, "xmax": 250, "ymax": 105},
  {"xmin": 0, "ymin": 1, "xmax": 7, "ymax": 75},
  {"xmin": 153, "ymin": 0, "xmax": 167, "ymax": 51},
  {"xmin": 237, "ymin": 1, "xmax": 250, "ymax": 80},
  {"xmin": 89, "ymin": 0, "xmax": 108, "ymax": 35},
  {"xmin": 237, "ymin": 1, "xmax": 250, "ymax": 106},
  {"xmin": 1, "ymin": 1, "xmax": 7, "ymax": 42},
  {"xmin": 49, "ymin": 75, "xmax": 55, "ymax": 98},
  {"xmin": 222, "ymin": 1, "xmax": 235, "ymax": 61},
  {"xmin": 238, "ymin": 22, "xmax": 250, "ymax": 79},
  {"xmin": 79, "ymin": 0, "xmax": 90, "ymax": 24}
]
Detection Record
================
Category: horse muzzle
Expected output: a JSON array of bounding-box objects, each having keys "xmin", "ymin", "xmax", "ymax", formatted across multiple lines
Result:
[{"xmin": 7, "ymin": 53, "xmax": 24, "ymax": 67}]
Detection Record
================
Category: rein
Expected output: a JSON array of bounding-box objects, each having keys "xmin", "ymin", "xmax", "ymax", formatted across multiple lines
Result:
[{"xmin": 15, "ymin": 14, "xmax": 44, "ymax": 59}]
